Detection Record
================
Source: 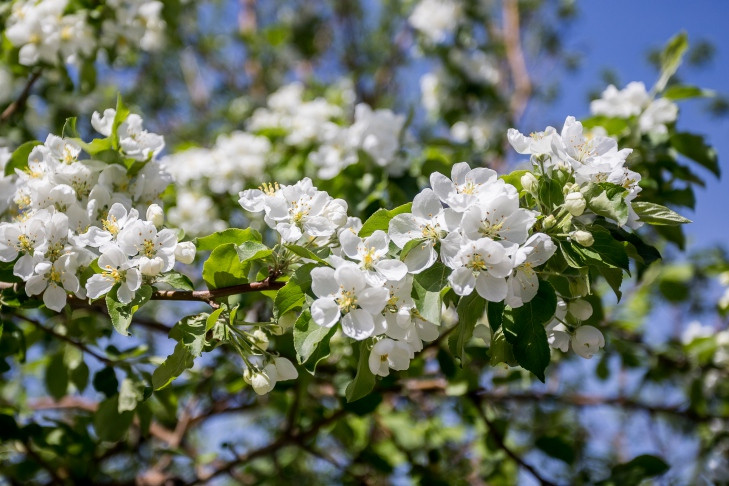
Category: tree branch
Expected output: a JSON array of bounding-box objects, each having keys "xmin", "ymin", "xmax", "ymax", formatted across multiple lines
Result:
[
  {"xmin": 17, "ymin": 316, "xmax": 117, "ymax": 366},
  {"xmin": 1, "ymin": 71, "xmax": 42, "ymax": 123},
  {"xmin": 502, "ymin": 0, "xmax": 532, "ymax": 122},
  {"xmin": 468, "ymin": 393, "xmax": 558, "ymax": 486}
]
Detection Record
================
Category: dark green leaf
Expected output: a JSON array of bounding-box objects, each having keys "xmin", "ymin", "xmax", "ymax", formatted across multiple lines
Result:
[
  {"xmin": 155, "ymin": 271, "xmax": 194, "ymax": 291},
  {"xmin": 449, "ymin": 293, "xmax": 486, "ymax": 364},
  {"xmin": 94, "ymin": 395, "xmax": 134, "ymax": 442},
  {"xmin": 582, "ymin": 182, "xmax": 629, "ymax": 225},
  {"xmin": 502, "ymin": 280, "xmax": 556, "ymax": 381},
  {"xmin": 45, "ymin": 352, "xmax": 69, "ymax": 400},
  {"xmin": 152, "ymin": 342, "xmax": 195, "ymax": 390},
  {"xmin": 602, "ymin": 454, "xmax": 669, "ymax": 486},
  {"xmin": 670, "ymin": 132, "xmax": 720, "ymax": 177},
  {"xmin": 412, "ymin": 262, "xmax": 451, "ymax": 324},
  {"xmin": 345, "ymin": 341, "xmax": 376, "ymax": 402},
  {"xmin": 285, "ymin": 244, "xmax": 329, "ymax": 265}
]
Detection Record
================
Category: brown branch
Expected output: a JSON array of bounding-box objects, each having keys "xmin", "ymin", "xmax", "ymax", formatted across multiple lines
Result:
[
  {"xmin": 17, "ymin": 316, "xmax": 117, "ymax": 366},
  {"xmin": 502, "ymin": 0, "xmax": 532, "ymax": 123},
  {"xmin": 1, "ymin": 71, "xmax": 42, "ymax": 123},
  {"xmin": 188, "ymin": 409, "xmax": 348, "ymax": 485},
  {"xmin": 468, "ymin": 393, "xmax": 558, "ymax": 486}
]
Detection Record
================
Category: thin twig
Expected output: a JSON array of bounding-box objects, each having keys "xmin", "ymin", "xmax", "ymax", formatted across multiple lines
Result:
[
  {"xmin": 1, "ymin": 71, "xmax": 42, "ymax": 123},
  {"xmin": 468, "ymin": 393, "xmax": 558, "ymax": 486},
  {"xmin": 17, "ymin": 316, "xmax": 116, "ymax": 366}
]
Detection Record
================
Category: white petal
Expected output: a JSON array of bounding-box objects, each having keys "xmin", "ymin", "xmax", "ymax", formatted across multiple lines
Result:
[
  {"xmin": 448, "ymin": 267, "xmax": 476, "ymax": 296},
  {"xmin": 411, "ymin": 189, "xmax": 442, "ymax": 220},
  {"xmin": 273, "ymin": 357, "xmax": 298, "ymax": 381},
  {"xmin": 403, "ymin": 243, "xmax": 437, "ymax": 274},
  {"xmin": 341, "ymin": 309, "xmax": 375, "ymax": 340},
  {"xmin": 335, "ymin": 265, "xmax": 366, "ymax": 293},
  {"xmin": 310, "ymin": 298, "xmax": 340, "ymax": 328},
  {"xmin": 43, "ymin": 284, "xmax": 67, "ymax": 312},
  {"xmin": 475, "ymin": 273, "xmax": 508, "ymax": 302},
  {"xmin": 311, "ymin": 267, "xmax": 337, "ymax": 297},
  {"xmin": 86, "ymin": 274, "xmax": 114, "ymax": 300},
  {"xmin": 338, "ymin": 229, "xmax": 361, "ymax": 259},
  {"xmin": 374, "ymin": 259, "xmax": 408, "ymax": 282},
  {"xmin": 388, "ymin": 214, "xmax": 421, "ymax": 248},
  {"xmin": 357, "ymin": 287, "xmax": 389, "ymax": 314}
]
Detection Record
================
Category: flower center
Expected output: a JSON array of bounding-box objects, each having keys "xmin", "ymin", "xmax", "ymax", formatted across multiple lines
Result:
[
  {"xmin": 466, "ymin": 252, "xmax": 488, "ymax": 272},
  {"xmin": 362, "ymin": 247, "xmax": 377, "ymax": 269},
  {"xmin": 143, "ymin": 239, "xmax": 156, "ymax": 258},
  {"xmin": 421, "ymin": 223, "xmax": 441, "ymax": 241},
  {"xmin": 258, "ymin": 182, "xmax": 280, "ymax": 196},
  {"xmin": 336, "ymin": 289, "xmax": 357, "ymax": 313},
  {"xmin": 103, "ymin": 265, "xmax": 124, "ymax": 282},
  {"xmin": 18, "ymin": 234, "xmax": 34, "ymax": 253},
  {"xmin": 102, "ymin": 216, "xmax": 119, "ymax": 236},
  {"xmin": 45, "ymin": 241, "xmax": 65, "ymax": 261}
]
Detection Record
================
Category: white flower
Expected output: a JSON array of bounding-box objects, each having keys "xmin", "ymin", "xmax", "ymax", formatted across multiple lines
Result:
[
  {"xmin": 507, "ymin": 126, "xmax": 558, "ymax": 157},
  {"xmin": 243, "ymin": 357, "xmax": 298, "ymax": 395},
  {"xmin": 146, "ymin": 204, "xmax": 164, "ymax": 228},
  {"xmin": 339, "ymin": 230, "xmax": 407, "ymax": 286},
  {"xmin": 118, "ymin": 114, "xmax": 165, "ymax": 161},
  {"xmin": 504, "ymin": 233, "xmax": 556, "ymax": 308},
  {"xmin": 0, "ymin": 214, "xmax": 48, "ymax": 279},
  {"xmin": 460, "ymin": 190, "xmax": 536, "ymax": 244},
  {"xmin": 349, "ymin": 104, "xmax": 405, "ymax": 174},
  {"xmin": 429, "ymin": 162, "xmax": 497, "ymax": 213},
  {"xmin": 174, "ymin": 241, "xmax": 196, "ymax": 265},
  {"xmin": 639, "ymin": 97, "xmax": 678, "ymax": 135},
  {"xmin": 83, "ymin": 203, "xmax": 139, "ymax": 250},
  {"xmin": 310, "ymin": 264, "xmax": 389, "ymax": 340},
  {"xmin": 446, "ymin": 237, "xmax": 512, "ymax": 301},
  {"xmin": 546, "ymin": 300, "xmax": 570, "ymax": 352},
  {"xmin": 91, "ymin": 108, "xmax": 116, "ymax": 136},
  {"xmin": 571, "ymin": 325, "xmax": 605, "ymax": 359},
  {"xmin": 409, "ymin": 0, "xmax": 461, "ymax": 43},
  {"xmin": 381, "ymin": 277, "xmax": 439, "ymax": 345},
  {"xmin": 117, "ymin": 220, "xmax": 177, "ymax": 276},
  {"xmin": 25, "ymin": 254, "xmax": 80, "ymax": 312},
  {"xmin": 388, "ymin": 189, "xmax": 459, "ymax": 273},
  {"xmin": 368, "ymin": 338, "xmax": 413, "ymax": 377},
  {"xmin": 86, "ymin": 245, "xmax": 142, "ymax": 303},
  {"xmin": 571, "ymin": 230, "xmax": 594, "ymax": 247}
]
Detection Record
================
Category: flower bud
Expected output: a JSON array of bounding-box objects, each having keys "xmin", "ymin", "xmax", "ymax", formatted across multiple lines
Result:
[
  {"xmin": 174, "ymin": 241, "xmax": 196, "ymax": 264},
  {"xmin": 146, "ymin": 204, "xmax": 164, "ymax": 228},
  {"xmin": 520, "ymin": 172, "xmax": 538, "ymax": 192},
  {"xmin": 543, "ymin": 214, "xmax": 557, "ymax": 229},
  {"xmin": 571, "ymin": 230, "xmax": 594, "ymax": 247},
  {"xmin": 251, "ymin": 329, "xmax": 269, "ymax": 351},
  {"xmin": 564, "ymin": 192, "xmax": 586, "ymax": 216},
  {"xmin": 243, "ymin": 364, "xmax": 276, "ymax": 395},
  {"xmin": 568, "ymin": 299, "xmax": 593, "ymax": 320},
  {"xmin": 139, "ymin": 256, "xmax": 164, "ymax": 276},
  {"xmin": 571, "ymin": 325, "xmax": 605, "ymax": 359}
]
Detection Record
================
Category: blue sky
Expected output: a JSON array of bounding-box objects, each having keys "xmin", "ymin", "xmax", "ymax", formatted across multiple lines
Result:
[{"xmin": 546, "ymin": 0, "xmax": 729, "ymax": 249}]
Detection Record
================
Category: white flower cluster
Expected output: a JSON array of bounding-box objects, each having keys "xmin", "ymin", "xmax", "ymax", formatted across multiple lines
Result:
[
  {"xmin": 162, "ymin": 82, "xmax": 408, "ymax": 235},
  {"xmin": 249, "ymin": 82, "xmax": 408, "ymax": 179},
  {"xmin": 408, "ymin": 0, "xmax": 462, "ymax": 43},
  {"xmin": 545, "ymin": 298, "xmax": 605, "ymax": 359},
  {"xmin": 590, "ymin": 81, "xmax": 678, "ymax": 135},
  {"xmin": 0, "ymin": 111, "xmax": 194, "ymax": 312},
  {"xmin": 508, "ymin": 115, "xmax": 644, "ymax": 229},
  {"xmin": 5, "ymin": 0, "xmax": 165, "ymax": 67},
  {"xmin": 240, "ymin": 161, "xmax": 557, "ymax": 378}
]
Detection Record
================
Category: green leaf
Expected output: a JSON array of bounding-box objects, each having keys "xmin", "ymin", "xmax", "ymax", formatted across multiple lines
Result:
[
  {"xmin": 45, "ymin": 352, "xmax": 69, "ymax": 400},
  {"xmin": 663, "ymin": 84, "xmax": 715, "ymax": 100},
  {"xmin": 581, "ymin": 116, "xmax": 629, "ymax": 136},
  {"xmin": 275, "ymin": 282, "xmax": 305, "ymax": 318},
  {"xmin": 588, "ymin": 225, "xmax": 630, "ymax": 271},
  {"xmin": 111, "ymin": 93, "xmax": 131, "ymax": 150},
  {"xmin": 106, "ymin": 284, "xmax": 153, "ymax": 336},
  {"xmin": 93, "ymin": 367, "xmax": 118, "ymax": 398},
  {"xmin": 489, "ymin": 328, "xmax": 516, "ymax": 367},
  {"xmin": 62, "ymin": 117, "xmax": 79, "ymax": 138},
  {"xmin": 502, "ymin": 280, "xmax": 556, "ymax": 382},
  {"xmin": 670, "ymin": 132, "xmax": 720, "ymax": 177},
  {"xmin": 632, "ymin": 201, "xmax": 692, "ymax": 225},
  {"xmin": 345, "ymin": 341, "xmax": 376, "ymax": 402},
  {"xmin": 94, "ymin": 395, "xmax": 134, "ymax": 442},
  {"xmin": 656, "ymin": 31, "xmax": 688, "ymax": 92},
  {"xmin": 118, "ymin": 378, "xmax": 143, "ymax": 413},
  {"xmin": 4, "ymin": 141, "xmax": 41, "ymax": 176},
  {"xmin": 285, "ymin": 244, "xmax": 329, "ymax": 265},
  {"xmin": 359, "ymin": 203, "xmax": 412, "ymax": 237},
  {"xmin": 202, "ymin": 243, "xmax": 249, "ymax": 290},
  {"xmin": 535, "ymin": 436, "xmax": 575, "ymax": 464},
  {"xmin": 168, "ymin": 314, "xmax": 209, "ymax": 358},
  {"xmin": 449, "ymin": 293, "xmax": 486, "ymax": 364},
  {"xmin": 206, "ymin": 307, "xmax": 224, "ymax": 333},
  {"xmin": 582, "ymin": 182, "xmax": 629, "ymax": 226},
  {"xmin": 412, "ymin": 262, "xmax": 451, "ymax": 324},
  {"xmin": 486, "ymin": 301, "xmax": 505, "ymax": 333},
  {"xmin": 236, "ymin": 241, "xmax": 272, "ymax": 263},
  {"xmin": 82, "ymin": 139, "xmax": 114, "ymax": 156},
  {"xmin": 196, "ymin": 228, "xmax": 262, "ymax": 251},
  {"xmin": 152, "ymin": 342, "xmax": 195, "ymax": 390},
  {"xmin": 499, "ymin": 170, "xmax": 530, "ymax": 192},
  {"xmin": 602, "ymin": 454, "xmax": 669, "ymax": 486},
  {"xmin": 70, "ymin": 361, "xmax": 89, "ymax": 392},
  {"xmin": 155, "ymin": 271, "xmax": 194, "ymax": 291},
  {"xmin": 293, "ymin": 310, "xmax": 334, "ymax": 369}
]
